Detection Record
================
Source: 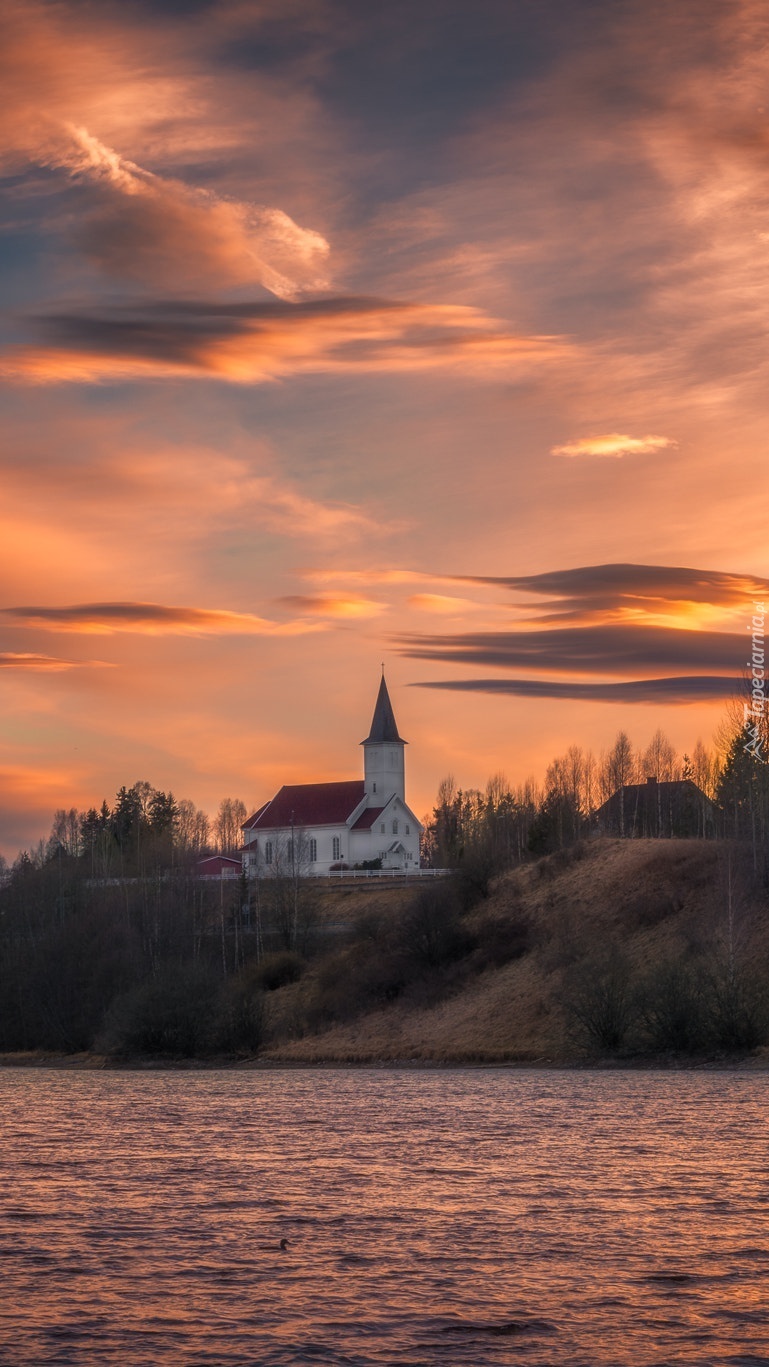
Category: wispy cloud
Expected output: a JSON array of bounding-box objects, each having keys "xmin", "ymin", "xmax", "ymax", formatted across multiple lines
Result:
[
  {"xmin": 407, "ymin": 593, "xmax": 482, "ymax": 614},
  {"xmin": 0, "ymin": 651, "xmax": 99, "ymax": 670},
  {"xmin": 412, "ymin": 676, "xmax": 737, "ymax": 704},
  {"xmin": 455, "ymin": 563, "xmax": 769, "ymax": 626},
  {"xmin": 2, "ymin": 297, "xmax": 570, "ymax": 385},
  {"xmin": 300, "ymin": 568, "xmax": 443, "ymax": 586},
  {"xmin": 61, "ymin": 125, "xmax": 330, "ymax": 299},
  {"xmin": 0, "ymin": 1, "xmax": 334, "ymax": 299},
  {"xmin": 400, "ymin": 622, "xmax": 744, "ymax": 676},
  {"xmin": 551, "ymin": 433, "xmax": 676, "ymax": 459},
  {"xmin": 0, "ymin": 425, "xmax": 379, "ymax": 605},
  {"xmin": 276, "ymin": 594, "xmax": 387, "ymax": 618},
  {"xmin": 399, "ymin": 561, "xmax": 761, "ymax": 705},
  {"xmin": 1, "ymin": 603, "xmax": 323, "ymax": 637}
]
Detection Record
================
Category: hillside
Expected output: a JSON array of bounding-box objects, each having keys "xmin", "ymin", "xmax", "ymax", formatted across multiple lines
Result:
[{"xmin": 256, "ymin": 839, "xmax": 769, "ymax": 1065}]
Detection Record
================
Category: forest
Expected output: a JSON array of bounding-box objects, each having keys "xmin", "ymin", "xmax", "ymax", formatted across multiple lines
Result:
[{"xmin": 0, "ymin": 703, "xmax": 767, "ymax": 1060}]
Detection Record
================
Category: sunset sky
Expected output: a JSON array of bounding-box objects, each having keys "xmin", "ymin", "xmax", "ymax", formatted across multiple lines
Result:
[{"xmin": 2, "ymin": 0, "xmax": 769, "ymax": 858}]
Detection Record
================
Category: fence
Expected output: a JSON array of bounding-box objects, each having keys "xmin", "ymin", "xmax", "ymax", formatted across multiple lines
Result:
[{"xmin": 324, "ymin": 867, "xmax": 449, "ymax": 880}]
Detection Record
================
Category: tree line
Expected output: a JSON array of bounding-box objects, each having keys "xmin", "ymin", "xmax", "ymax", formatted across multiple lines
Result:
[
  {"xmin": 0, "ymin": 782, "xmax": 318, "ymax": 1057},
  {"xmin": 2, "ymin": 784, "xmax": 249, "ymax": 886},
  {"xmin": 421, "ymin": 703, "xmax": 769, "ymax": 881},
  {"xmin": 0, "ymin": 698, "xmax": 766, "ymax": 1059}
]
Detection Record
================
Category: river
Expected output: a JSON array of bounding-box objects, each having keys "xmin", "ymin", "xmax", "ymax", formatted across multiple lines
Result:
[{"xmin": 1, "ymin": 1067, "xmax": 768, "ymax": 1364}]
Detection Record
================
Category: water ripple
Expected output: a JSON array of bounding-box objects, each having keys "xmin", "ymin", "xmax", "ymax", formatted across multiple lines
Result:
[{"xmin": 1, "ymin": 1067, "xmax": 768, "ymax": 1364}]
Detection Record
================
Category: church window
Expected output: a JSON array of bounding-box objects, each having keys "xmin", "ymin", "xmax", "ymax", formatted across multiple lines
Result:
[
  {"xmin": 264, "ymin": 841, "xmax": 273, "ymax": 864},
  {"xmin": 332, "ymin": 836, "xmax": 341, "ymax": 860},
  {"xmin": 309, "ymin": 838, "xmax": 317, "ymax": 862},
  {"xmin": 405, "ymin": 825, "xmax": 410, "ymax": 835},
  {"xmin": 392, "ymin": 819, "xmax": 398, "ymax": 834},
  {"xmin": 380, "ymin": 823, "xmax": 385, "ymax": 833},
  {"xmin": 372, "ymin": 782, "xmax": 376, "ymax": 793}
]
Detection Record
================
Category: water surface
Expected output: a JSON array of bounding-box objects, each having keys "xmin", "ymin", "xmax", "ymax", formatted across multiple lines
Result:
[{"xmin": 1, "ymin": 1067, "xmax": 768, "ymax": 1364}]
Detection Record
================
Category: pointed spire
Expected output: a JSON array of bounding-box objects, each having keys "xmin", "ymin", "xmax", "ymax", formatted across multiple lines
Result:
[{"xmin": 363, "ymin": 673, "xmax": 405, "ymax": 744}]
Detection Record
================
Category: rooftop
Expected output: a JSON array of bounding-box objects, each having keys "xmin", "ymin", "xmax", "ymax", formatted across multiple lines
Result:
[
  {"xmin": 362, "ymin": 673, "xmax": 405, "ymax": 745},
  {"xmin": 243, "ymin": 781, "xmax": 366, "ymax": 830}
]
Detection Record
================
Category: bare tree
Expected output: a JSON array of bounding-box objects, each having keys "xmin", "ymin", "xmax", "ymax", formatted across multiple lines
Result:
[
  {"xmin": 691, "ymin": 738, "xmax": 718, "ymax": 800},
  {"xmin": 48, "ymin": 808, "xmax": 81, "ymax": 858},
  {"xmin": 214, "ymin": 798, "xmax": 247, "ymax": 854},
  {"xmin": 643, "ymin": 728, "xmax": 678, "ymax": 782},
  {"xmin": 603, "ymin": 731, "xmax": 636, "ymax": 837},
  {"xmin": 262, "ymin": 830, "xmax": 317, "ymax": 951},
  {"xmin": 176, "ymin": 799, "xmax": 210, "ymax": 856}
]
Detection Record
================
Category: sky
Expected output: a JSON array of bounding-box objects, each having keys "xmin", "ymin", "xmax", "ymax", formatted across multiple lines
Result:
[{"xmin": 2, "ymin": 0, "xmax": 769, "ymax": 857}]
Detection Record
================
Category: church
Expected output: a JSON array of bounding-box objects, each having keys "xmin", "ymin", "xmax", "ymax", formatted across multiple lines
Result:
[{"xmin": 241, "ymin": 675, "xmax": 423, "ymax": 876}]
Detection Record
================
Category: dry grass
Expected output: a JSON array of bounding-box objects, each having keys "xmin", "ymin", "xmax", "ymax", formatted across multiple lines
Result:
[{"xmin": 259, "ymin": 839, "xmax": 769, "ymax": 1064}]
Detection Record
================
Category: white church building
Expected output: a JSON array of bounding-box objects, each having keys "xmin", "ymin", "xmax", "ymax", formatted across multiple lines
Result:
[{"xmin": 241, "ymin": 676, "xmax": 423, "ymax": 876}]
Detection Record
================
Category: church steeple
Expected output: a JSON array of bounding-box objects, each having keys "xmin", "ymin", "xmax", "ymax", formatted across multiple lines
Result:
[
  {"xmin": 362, "ymin": 673, "xmax": 405, "ymax": 745},
  {"xmin": 361, "ymin": 673, "xmax": 406, "ymax": 805}
]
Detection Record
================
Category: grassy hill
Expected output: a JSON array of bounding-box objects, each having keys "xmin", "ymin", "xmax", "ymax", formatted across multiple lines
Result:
[{"xmin": 256, "ymin": 838, "xmax": 769, "ymax": 1065}]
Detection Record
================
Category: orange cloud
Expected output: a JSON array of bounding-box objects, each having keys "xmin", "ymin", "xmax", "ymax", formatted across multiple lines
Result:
[
  {"xmin": 0, "ymin": 425, "xmax": 379, "ymax": 606},
  {"xmin": 2, "ymin": 604, "xmax": 323, "ymax": 637},
  {"xmin": 0, "ymin": 652, "xmax": 97, "ymax": 670},
  {"xmin": 0, "ymin": 2, "xmax": 332, "ymax": 299},
  {"xmin": 407, "ymin": 593, "xmax": 483, "ymax": 614},
  {"xmin": 301, "ymin": 568, "xmax": 464, "ymax": 587},
  {"xmin": 552, "ymin": 433, "xmax": 676, "ymax": 459},
  {"xmin": 277, "ymin": 595, "xmax": 387, "ymax": 619},
  {"xmin": 2, "ymin": 299, "xmax": 571, "ymax": 385},
  {"xmin": 63, "ymin": 125, "xmax": 330, "ymax": 298}
]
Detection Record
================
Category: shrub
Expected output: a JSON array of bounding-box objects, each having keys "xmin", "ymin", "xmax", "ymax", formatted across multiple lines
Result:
[
  {"xmin": 471, "ymin": 911, "xmax": 532, "ymax": 972},
  {"xmin": 215, "ymin": 979, "xmax": 265, "ymax": 1053},
  {"xmin": 100, "ymin": 963, "xmax": 220, "ymax": 1057},
  {"xmin": 536, "ymin": 842, "xmax": 587, "ymax": 881},
  {"xmin": 397, "ymin": 882, "xmax": 472, "ymax": 970},
  {"xmin": 564, "ymin": 950, "xmax": 638, "ymax": 1054},
  {"xmin": 623, "ymin": 892, "xmax": 681, "ymax": 929},
  {"xmin": 303, "ymin": 942, "xmax": 410, "ymax": 1030},
  {"xmin": 705, "ymin": 964, "xmax": 768, "ymax": 1052},
  {"xmin": 253, "ymin": 950, "xmax": 305, "ymax": 991},
  {"xmin": 639, "ymin": 960, "xmax": 707, "ymax": 1053}
]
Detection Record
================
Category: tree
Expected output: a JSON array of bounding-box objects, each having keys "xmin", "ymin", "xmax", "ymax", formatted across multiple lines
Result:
[
  {"xmin": 48, "ymin": 808, "xmax": 81, "ymax": 859},
  {"xmin": 602, "ymin": 731, "xmax": 636, "ymax": 836},
  {"xmin": 642, "ymin": 728, "xmax": 678, "ymax": 783},
  {"xmin": 430, "ymin": 774, "xmax": 461, "ymax": 866},
  {"xmin": 112, "ymin": 784, "xmax": 144, "ymax": 851},
  {"xmin": 176, "ymin": 799, "xmax": 210, "ymax": 856},
  {"xmin": 691, "ymin": 738, "xmax": 718, "ymax": 800},
  {"xmin": 261, "ymin": 830, "xmax": 317, "ymax": 952},
  {"xmin": 564, "ymin": 950, "xmax": 637, "ymax": 1054},
  {"xmin": 716, "ymin": 718, "xmax": 769, "ymax": 873},
  {"xmin": 214, "ymin": 798, "xmax": 248, "ymax": 854}
]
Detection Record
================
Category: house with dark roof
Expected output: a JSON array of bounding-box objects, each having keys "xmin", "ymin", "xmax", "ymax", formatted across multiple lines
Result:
[
  {"xmin": 595, "ymin": 775, "xmax": 718, "ymax": 839},
  {"xmin": 241, "ymin": 675, "xmax": 423, "ymax": 875}
]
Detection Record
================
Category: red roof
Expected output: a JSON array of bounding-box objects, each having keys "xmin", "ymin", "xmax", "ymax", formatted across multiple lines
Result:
[
  {"xmin": 242, "ymin": 802, "xmax": 269, "ymax": 832},
  {"xmin": 243, "ymin": 781, "xmax": 366, "ymax": 830},
  {"xmin": 196, "ymin": 855, "xmax": 241, "ymax": 876},
  {"xmin": 350, "ymin": 806, "xmax": 386, "ymax": 830}
]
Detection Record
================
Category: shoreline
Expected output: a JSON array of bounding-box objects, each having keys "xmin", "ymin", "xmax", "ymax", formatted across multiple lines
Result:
[{"xmin": 2, "ymin": 1051, "xmax": 769, "ymax": 1073}]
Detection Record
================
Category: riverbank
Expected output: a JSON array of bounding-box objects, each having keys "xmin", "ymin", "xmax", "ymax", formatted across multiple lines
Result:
[
  {"xmin": 3, "ymin": 1049, "xmax": 769, "ymax": 1070},
  {"xmin": 4, "ymin": 839, "xmax": 767, "ymax": 1067}
]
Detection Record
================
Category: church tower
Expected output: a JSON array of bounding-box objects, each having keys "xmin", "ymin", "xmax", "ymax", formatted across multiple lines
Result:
[{"xmin": 361, "ymin": 674, "xmax": 406, "ymax": 807}]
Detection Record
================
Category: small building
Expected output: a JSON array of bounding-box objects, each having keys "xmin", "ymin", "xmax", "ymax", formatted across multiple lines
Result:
[
  {"xmin": 242, "ymin": 675, "xmax": 423, "ymax": 876},
  {"xmin": 196, "ymin": 854, "xmax": 242, "ymax": 879},
  {"xmin": 595, "ymin": 775, "xmax": 718, "ymax": 839}
]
